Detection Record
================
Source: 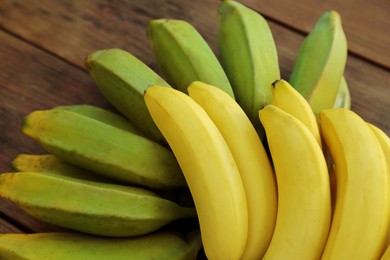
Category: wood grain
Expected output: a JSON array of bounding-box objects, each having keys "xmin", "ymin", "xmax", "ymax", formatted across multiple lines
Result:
[
  {"xmin": 0, "ymin": 0, "xmax": 389, "ymax": 234},
  {"xmin": 242, "ymin": 0, "xmax": 390, "ymax": 69}
]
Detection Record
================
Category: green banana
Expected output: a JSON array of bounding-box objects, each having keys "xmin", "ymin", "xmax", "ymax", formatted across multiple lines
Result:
[
  {"xmin": 289, "ymin": 10, "xmax": 347, "ymax": 115},
  {"xmin": 0, "ymin": 171, "xmax": 196, "ymax": 237},
  {"xmin": 147, "ymin": 19, "xmax": 235, "ymax": 97},
  {"xmin": 218, "ymin": 0, "xmax": 280, "ymax": 137},
  {"xmin": 22, "ymin": 108, "xmax": 187, "ymax": 190},
  {"xmin": 56, "ymin": 104, "xmax": 144, "ymax": 136},
  {"xmin": 333, "ymin": 76, "xmax": 351, "ymax": 109},
  {"xmin": 85, "ymin": 48, "xmax": 171, "ymax": 143},
  {"xmin": 0, "ymin": 230, "xmax": 202, "ymax": 260},
  {"xmin": 12, "ymin": 154, "xmax": 115, "ymax": 183}
]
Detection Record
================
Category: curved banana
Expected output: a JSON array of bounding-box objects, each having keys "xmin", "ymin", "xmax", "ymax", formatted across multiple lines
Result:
[
  {"xmin": 218, "ymin": 0, "xmax": 280, "ymax": 138},
  {"xmin": 333, "ymin": 76, "xmax": 351, "ymax": 109},
  {"xmin": 85, "ymin": 48, "xmax": 170, "ymax": 142},
  {"xmin": 259, "ymin": 105, "xmax": 331, "ymax": 260},
  {"xmin": 147, "ymin": 19, "xmax": 234, "ymax": 97},
  {"xmin": 368, "ymin": 123, "xmax": 390, "ymax": 254},
  {"xmin": 289, "ymin": 11, "xmax": 347, "ymax": 115},
  {"xmin": 271, "ymin": 79, "xmax": 322, "ymax": 147},
  {"xmin": 22, "ymin": 108, "xmax": 186, "ymax": 190},
  {"xmin": 12, "ymin": 154, "xmax": 115, "ymax": 183},
  {"xmin": 382, "ymin": 244, "xmax": 390, "ymax": 260},
  {"xmin": 187, "ymin": 81, "xmax": 277, "ymax": 259},
  {"xmin": 144, "ymin": 85, "xmax": 247, "ymax": 260},
  {"xmin": 0, "ymin": 230, "xmax": 202, "ymax": 260},
  {"xmin": 320, "ymin": 108, "xmax": 389, "ymax": 259},
  {"xmin": 56, "ymin": 104, "xmax": 144, "ymax": 135},
  {"xmin": 0, "ymin": 171, "xmax": 196, "ymax": 237}
]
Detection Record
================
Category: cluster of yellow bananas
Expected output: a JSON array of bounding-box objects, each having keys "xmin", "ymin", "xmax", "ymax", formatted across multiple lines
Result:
[{"xmin": 1, "ymin": 0, "xmax": 389, "ymax": 259}]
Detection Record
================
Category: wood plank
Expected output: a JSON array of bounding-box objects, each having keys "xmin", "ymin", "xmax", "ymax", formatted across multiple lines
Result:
[
  {"xmin": 0, "ymin": 29, "xmax": 112, "ymax": 233},
  {"xmin": 242, "ymin": 0, "xmax": 390, "ymax": 69},
  {"xmin": 0, "ymin": 0, "xmax": 222, "ymax": 69},
  {"xmin": 0, "ymin": 217, "xmax": 24, "ymax": 233}
]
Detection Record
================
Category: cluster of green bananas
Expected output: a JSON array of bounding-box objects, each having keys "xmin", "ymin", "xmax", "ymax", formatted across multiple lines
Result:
[{"xmin": 1, "ymin": 0, "xmax": 389, "ymax": 259}]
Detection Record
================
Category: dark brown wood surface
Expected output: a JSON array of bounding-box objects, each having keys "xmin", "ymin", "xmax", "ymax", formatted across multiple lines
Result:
[{"xmin": 1, "ymin": 0, "xmax": 389, "ymax": 235}]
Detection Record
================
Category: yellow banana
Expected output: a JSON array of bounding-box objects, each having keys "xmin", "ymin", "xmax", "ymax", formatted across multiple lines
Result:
[
  {"xmin": 382, "ymin": 243, "xmax": 390, "ymax": 260},
  {"xmin": 368, "ymin": 123, "xmax": 390, "ymax": 254},
  {"xmin": 320, "ymin": 108, "xmax": 389, "ymax": 260},
  {"xmin": 147, "ymin": 19, "xmax": 235, "ymax": 97},
  {"xmin": 144, "ymin": 85, "xmax": 247, "ymax": 260},
  {"xmin": 289, "ymin": 11, "xmax": 347, "ymax": 115},
  {"xmin": 22, "ymin": 108, "xmax": 186, "ymax": 190},
  {"xmin": 85, "ymin": 48, "xmax": 171, "ymax": 143},
  {"xmin": 333, "ymin": 76, "xmax": 351, "ymax": 109},
  {"xmin": 0, "ymin": 230, "xmax": 202, "ymax": 260},
  {"xmin": 271, "ymin": 79, "xmax": 322, "ymax": 147},
  {"xmin": 187, "ymin": 81, "xmax": 276, "ymax": 259},
  {"xmin": 217, "ymin": 0, "xmax": 280, "ymax": 138},
  {"xmin": 0, "ymin": 171, "xmax": 196, "ymax": 237},
  {"xmin": 259, "ymin": 105, "xmax": 331, "ymax": 260}
]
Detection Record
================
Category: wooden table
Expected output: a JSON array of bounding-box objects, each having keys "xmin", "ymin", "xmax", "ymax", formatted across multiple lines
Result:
[{"xmin": 1, "ymin": 0, "xmax": 389, "ymax": 236}]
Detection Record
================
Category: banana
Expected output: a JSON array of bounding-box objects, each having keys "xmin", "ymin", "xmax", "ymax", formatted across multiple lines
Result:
[
  {"xmin": 0, "ymin": 171, "xmax": 196, "ymax": 237},
  {"xmin": 0, "ymin": 230, "xmax": 202, "ymax": 260},
  {"xmin": 147, "ymin": 19, "xmax": 235, "ymax": 97},
  {"xmin": 368, "ymin": 123, "xmax": 390, "ymax": 254},
  {"xmin": 11, "ymin": 154, "xmax": 115, "ymax": 183},
  {"xmin": 289, "ymin": 10, "xmax": 347, "ymax": 115},
  {"xmin": 259, "ymin": 105, "xmax": 331, "ymax": 260},
  {"xmin": 144, "ymin": 85, "xmax": 247, "ymax": 260},
  {"xmin": 22, "ymin": 108, "xmax": 187, "ymax": 190},
  {"xmin": 187, "ymin": 81, "xmax": 276, "ymax": 259},
  {"xmin": 85, "ymin": 48, "xmax": 171, "ymax": 143},
  {"xmin": 333, "ymin": 76, "xmax": 351, "ymax": 109},
  {"xmin": 382, "ymin": 244, "xmax": 390, "ymax": 260},
  {"xmin": 218, "ymin": 0, "xmax": 280, "ymax": 137},
  {"xmin": 56, "ymin": 104, "xmax": 144, "ymax": 135},
  {"xmin": 320, "ymin": 108, "xmax": 389, "ymax": 259},
  {"xmin": 271, "ymin": 79, "xmax": 322, "ymax": 147}
]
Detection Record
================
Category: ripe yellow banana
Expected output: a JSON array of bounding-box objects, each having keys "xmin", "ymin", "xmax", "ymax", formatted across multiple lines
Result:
[
  {"xmin": 22, "ymin": 108, "xmax": 186, "ymax": 190},
  {"xmin": 187, "ymin": 81, "xmax": 276, "ymax": 259},
  {"xmin": 271, "ymin": 79, "xmax": 322, "ymax": 147},
  {"xmin": 0, "ymin": 171, "xmax": 196, "ymax": 237},
  {"xmin": 320, "ymin": 108, "xmax": 389, "ymax": 259},
  {"xmin": 382, "ymin": 244, "xmax": 390, "ymax": 260},
  {"xmin": 368, "ymin": 123, "xmax": 390, "ymax": 254},
  {"xmin": 0, "ymin": 230, "xmax": 202, "ymax": 260},
  {"xmin": 57, "ymin": 104, "xmax": 144, "ymax": 135},
  {"xmin": 259, "ymin": 105, "xmax": 331, "ymax": 260},
  {"xmin": 218, "ymin": 0, "xmax": 280, "ymax": 138},
  {"xmin": 333, "ymin": 76, "xmax": 351, "ymax": 109},
  {"xmin": 85, "ymin": 48, "xmax": 171, "ymax": 143},
  {"xmin": 144, "ymin": 86, "xmax": 247, "ymax": 260},
  {"xmin": 147, "ymin": 19, "xmax": 235, "ymax": 97},
  {"xmin": 11, "ymin": 154, "xmax": 117, "ymax": 183},
  {"xmin": 289, "ymin": 11, "xmax": 347, "ymax": 115}
]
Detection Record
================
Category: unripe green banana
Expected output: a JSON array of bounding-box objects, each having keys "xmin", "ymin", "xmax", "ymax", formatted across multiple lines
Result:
[
  {"xmin": 0, "ymin": 172, "xmax": 196, "ymax": 237},
  {"xmin": 289, "ymin": 10, "xmax": 347, "ymax": 115},
  {"xmin": 56, "ymin": 104, "xmax": 144, "ymax": 136},
  {"xmin": 0, "ymin": 230, "xmax": 202, "ymax": 260},
  {"xmin": 22, "ymin": 108, "xmax": 187, "ymax": 190},
  {"xmin": 85, "ymin": 48, "xmax": 170, "ymax": 143},
  {"xmin": 12, "ymin": 154, "xmax": 115, "ymax": 183},
  {"xmin": 218, "ymin": 0, "xmax": 280, "ymax": 137},
  {"xmin": 333, "ymin": 76, "xmax": 351, "ymax": 109},
  {"xmin": 147, "ymin": 19, "xmax": 235, "ymax": 97}
]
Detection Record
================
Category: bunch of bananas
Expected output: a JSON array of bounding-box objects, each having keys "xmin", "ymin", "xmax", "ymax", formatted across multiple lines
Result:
[{"xmin": 1, "ymin": 0, "xmax": 389, "ymax": 259}]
